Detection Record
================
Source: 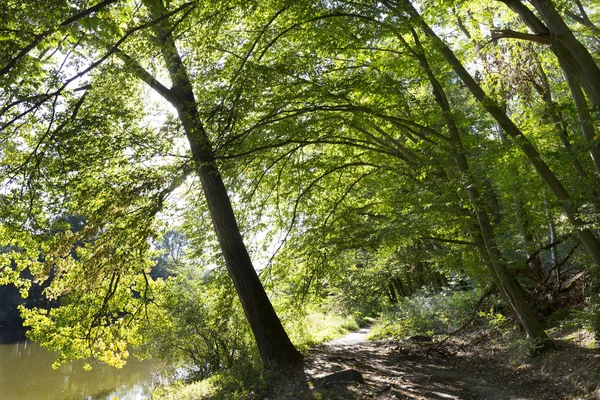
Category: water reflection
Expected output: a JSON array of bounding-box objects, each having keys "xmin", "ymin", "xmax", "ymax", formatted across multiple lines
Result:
[{"xmin": 0, "ymin": 331, "xmax": 166, "ymax": 400}]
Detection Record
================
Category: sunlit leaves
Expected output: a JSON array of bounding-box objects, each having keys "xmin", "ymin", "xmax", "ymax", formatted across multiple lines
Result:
[{"xmin": 1, "ymin": 0, "xmax": 599, "ymax": 367}]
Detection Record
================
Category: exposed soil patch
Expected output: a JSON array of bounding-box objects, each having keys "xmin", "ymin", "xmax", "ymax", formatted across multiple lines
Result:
[{"xmin": 264, "ymin": 327, "xmax": 600, "ymax": 399}]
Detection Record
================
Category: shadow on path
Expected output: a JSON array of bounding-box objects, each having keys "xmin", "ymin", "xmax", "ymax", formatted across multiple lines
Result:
[{"xmin": 266, "ymin": 327, "xmax": 559, "ymax": 399}]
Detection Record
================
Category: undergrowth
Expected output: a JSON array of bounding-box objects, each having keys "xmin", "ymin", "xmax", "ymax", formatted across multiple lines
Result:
[
  {"xmin": 368, "ymin": 288, "xmax": 498, "ymax": 340},
  {"xmin": 151, "ymin": 310, "xmax": 359, "ymax": 399},
  {"xmin": 151, "ymin": 361, "xmax": 275, "ymax": 400},
  {"xmin": 285, "ymin": 312, "xmax": 359, "ymax": 352}
]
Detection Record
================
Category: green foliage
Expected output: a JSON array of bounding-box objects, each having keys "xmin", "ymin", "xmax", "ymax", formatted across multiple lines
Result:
[
  {"xmin": 283, "ymin": 310, "xmax": 359, "ymax": 352},
  {"xmin": 1, "ymin": 0, "xmax": 599, "ymax": 380},
  {"xmin": 569, "ymin": 296, "xmax": 600, "ymax": 340},
  {"xmin": 150, "ymin": 301, "xmax": 358, "ymax": 398},
  {"xmin": 139, "ymin": 270, "xmax": 258, "ymax": 380},
  {"xmin": 151, "ymin": 362, "xmax": 275, "ymax": 400},
  {"xmin": 368, "ymin": 288, "xmax": 496, "ymax": 339}
]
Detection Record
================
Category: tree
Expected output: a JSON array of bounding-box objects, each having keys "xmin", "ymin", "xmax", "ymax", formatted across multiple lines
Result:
[
  {"xmin": 2, "ymin": 0, "xmax": 599, "ymax": 367},
  {"xmin": 1, "ymin": 0, "xmax": 302, "ymax": 366}
]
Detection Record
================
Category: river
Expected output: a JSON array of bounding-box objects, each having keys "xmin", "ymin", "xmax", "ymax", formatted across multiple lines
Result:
[{"xmin": 0, "ymin": 330, "xmax": 167, "ymax": 400}]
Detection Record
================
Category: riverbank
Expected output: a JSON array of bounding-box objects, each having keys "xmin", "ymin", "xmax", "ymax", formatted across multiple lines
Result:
[{"xmin": 151, "ymin": 323, "xmax": 600, "ymax": 400}]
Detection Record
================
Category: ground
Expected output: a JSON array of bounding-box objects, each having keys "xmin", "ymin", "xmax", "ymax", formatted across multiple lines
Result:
[{"xmin": 263, "ymin": 327, "xmax": 600, "ymax": 400}]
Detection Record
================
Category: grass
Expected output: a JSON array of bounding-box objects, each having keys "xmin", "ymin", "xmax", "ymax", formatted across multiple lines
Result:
[
  {"xmin": 152, "ymin": 311, "xmax": 360, "ymax": 399},
  {"xmin": 287, "ymin": 312, "xmax": 360, "ymax": 351}
]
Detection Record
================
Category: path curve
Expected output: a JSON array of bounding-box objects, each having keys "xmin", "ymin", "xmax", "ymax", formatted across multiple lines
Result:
[
  {"xmin": 299, "ymin": 328, "xmax": 546, "ymax": 399},
  {"xmin": 325, "ymin": 327, "xmax": 370, "ymax": 347}
]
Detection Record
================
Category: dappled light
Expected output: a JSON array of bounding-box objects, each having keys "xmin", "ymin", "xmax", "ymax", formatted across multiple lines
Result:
[{"xmin": 1, "ymin": 0, "xmax": 600, "ymax": 398}]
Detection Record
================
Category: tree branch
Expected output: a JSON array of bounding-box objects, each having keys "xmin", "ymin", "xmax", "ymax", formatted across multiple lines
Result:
[
  {"xmin": 490, "ymin": 29, "xmax": 550, "ymax": 44},
  {"xmin": 0, "ymin": 0, "xmax": 119, "ymax": 77},
  {"xmin": 525, "ymin": 233, "xmax": 572, "ymax": 266}
]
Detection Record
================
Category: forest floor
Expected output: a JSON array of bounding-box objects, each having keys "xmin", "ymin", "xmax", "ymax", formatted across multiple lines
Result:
[{"xmin": 264, "ymin": 326, "xmax": 600, "ymax": 400}]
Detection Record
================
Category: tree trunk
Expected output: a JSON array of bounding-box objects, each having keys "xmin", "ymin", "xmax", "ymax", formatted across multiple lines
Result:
[
  {"xmin": 388, "ymin": 282, "xmax": 398, "ymax": 304},
  {"xmin": 498, "ymin": 1, "xmax": 600, "ymax": 176},
  {"xmin": 392, "ymin": 277, "xmax": 407, "ymax": 297},
  {"xmin": 408, "ymin": 28, "xmax": 550, "ymax": 344},
  {"xmin": 534, "ymin": 61, "xmax": 591, "ymax": 179},
  {"xmin": 415, "ymin": 260, "xmax": 425, "ymax": 289},
  {"xmin": 528, "ymin": 0, "xmax": 600, "ymax": 106},
  {"xmin": 402, "ymin": 1, "xmax": 600, "ymax": 269},
  {"xmin": 500, "ymin": 0, "xmax": 600, "ymax": 106},
  {"xmin": 545, "ymin": 203, "xmax": 559, "ymax": 270},
  {"xmin": 143, "ymin": 0, "xmax": 302, "ymax": 366},
  {"xmin": 562, "ymin": 70, "xmax": 600, "ymax": 176}
]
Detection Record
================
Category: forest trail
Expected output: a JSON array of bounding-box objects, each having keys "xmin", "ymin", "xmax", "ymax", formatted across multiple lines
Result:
[{"xmin": 266, "ymin": 328, "xmax": 563, "ymax": 400}]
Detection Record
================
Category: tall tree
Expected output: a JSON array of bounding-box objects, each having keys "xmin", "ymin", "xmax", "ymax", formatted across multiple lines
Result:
[
  {"xmin": 0, "ymin": 0, "xmax": 302, "ymax": 366},
  {"xmin": 138, "ymin": 0, "xmax": 302, "ymax": 366}
]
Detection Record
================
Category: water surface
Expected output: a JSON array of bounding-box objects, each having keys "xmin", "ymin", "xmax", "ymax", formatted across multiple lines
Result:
[{"xmin": 0, "ymin": 331, "xmax": 165, "ymax": 400}]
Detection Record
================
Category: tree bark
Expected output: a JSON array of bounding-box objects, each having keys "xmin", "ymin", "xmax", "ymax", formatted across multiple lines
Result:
[
  {"xmin": 545, "ymin": 203, "xmax": 559, "ymax": 270},
  {"xmin": 388, "ymin": 282, "xmax": 398, "ymax": 303},
  {"xmin": 392, "ymin": 277, "xmax": 407, "ymax": 297},
  {"xmin": 562, "ymin": 70, "xmax": 600, "ymax": 176},
  {"xmin": 142, "ymin": 0, "xmax": 302, "ymax": 366},
  {"xmin": 494, "ymin": 1, "xmax": 600, "ymax": 176},
  {"xmin": 564, "ymin": 0, "xmax": 600, "ymax": 39},
  {"xmin": 534, "ymin": 60, "xmax": 591, "ymax": 179}
]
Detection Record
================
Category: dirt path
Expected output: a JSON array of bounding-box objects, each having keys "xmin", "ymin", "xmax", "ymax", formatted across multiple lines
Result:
[{"xmin": 266, "ymin": 328, "xmax": 562, "ymax": 400}]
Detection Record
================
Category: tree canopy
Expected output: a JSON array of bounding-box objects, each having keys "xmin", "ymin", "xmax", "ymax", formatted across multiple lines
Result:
[{"xmin": 1, "ymin": 0, "xmax": 599, "ymax": 369}]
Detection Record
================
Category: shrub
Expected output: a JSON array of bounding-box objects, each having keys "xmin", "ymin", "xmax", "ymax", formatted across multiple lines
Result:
[
  {"xmin": 139, "ymin": 270, "xmax": 258, "ymax": 380},
  {"xmin": 570, "ymin": 295, "xmax": 600, "ymax": 340},
  {"xmin": 368, "ymin": 288, "xmax": 495, "ymax": 339}
]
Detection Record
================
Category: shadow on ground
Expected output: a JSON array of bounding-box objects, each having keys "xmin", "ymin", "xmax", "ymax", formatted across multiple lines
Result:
[{"xmin": 265, "ymin": 328, "xmax": 565, "ymax": 399}]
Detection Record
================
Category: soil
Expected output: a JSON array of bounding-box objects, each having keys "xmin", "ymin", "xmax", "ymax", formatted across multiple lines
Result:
[{"xmin": 263, "ymin": 327, "xmax": 600, "ymax": 400}]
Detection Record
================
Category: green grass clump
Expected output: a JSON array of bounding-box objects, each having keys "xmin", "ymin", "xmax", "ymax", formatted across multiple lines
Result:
[
  {"xmin": 285, "ymin": 311, "xmax": 360, "ymax": 351},
  {"xmin": 152, "ymin": 362, "xmax": 274, "ymax": 400}
]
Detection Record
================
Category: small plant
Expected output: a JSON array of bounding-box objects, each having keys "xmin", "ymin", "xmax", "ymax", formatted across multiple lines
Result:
[
  {"xmin": 478, "ymin": 307, "xmax": 507, "ymax": 329},
  {"xmin": 569, "ymin": 296, "xmax": 600, "ymax": 340}
]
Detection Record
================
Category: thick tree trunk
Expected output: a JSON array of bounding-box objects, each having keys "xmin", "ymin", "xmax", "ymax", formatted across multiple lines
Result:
[
  {"xmin": 143, "ymin": 0, "xmax": 302, "ymax": 366},
  {"xmin": 534, "ymin": 62, "xmax": 591, "ymax": 179},
  {"xmin": 565, "ymin": 0, "xmax": 600, "ymax": 39},
  {"xmin": 528, "ymin": 0, "xmax": 600, "ymax": 106},
  {"xmin": 535, "ymin": 64, "xmax": 600, "ymax": 212},
  {"xmin": 408, "ymin": 28, "xmax": 550, "ymax": 344},
  {"xmin": 496, "ymin": 1, "xmax": 600, "ymax": 176},
  {"xmin": 402, "ymin": 1, "xmax": 600, "ymax": 269}
]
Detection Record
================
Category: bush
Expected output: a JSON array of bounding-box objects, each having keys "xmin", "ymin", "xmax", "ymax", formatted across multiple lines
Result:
[
  {"xmin": 569, "ymin": 295, "xmax": 600, "ymax": 340},
  {"xmin": 139, "ymin": 270, "xmax": 258, "ymax": 380},
  {"xmin": 368, "ymin": 288, "xmax": 496, "ymax": 339}
]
